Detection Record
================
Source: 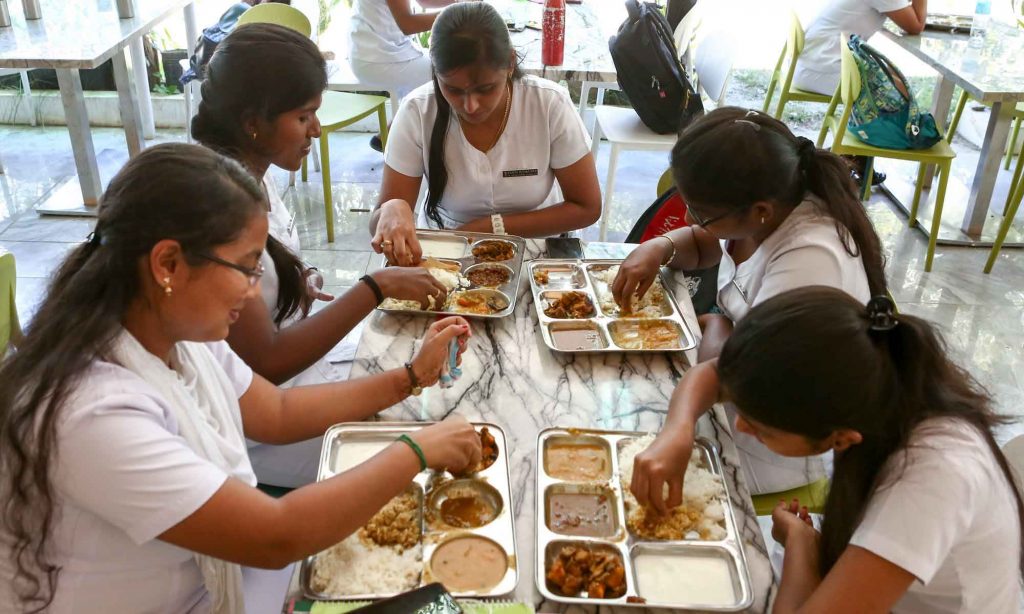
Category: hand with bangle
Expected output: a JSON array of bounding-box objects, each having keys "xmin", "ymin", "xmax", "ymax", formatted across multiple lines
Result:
[{"xmin": 396, "ymin": 415, "xmax": 483, "ymax": 474}]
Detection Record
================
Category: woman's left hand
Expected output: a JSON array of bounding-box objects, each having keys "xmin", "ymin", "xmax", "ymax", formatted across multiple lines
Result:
[
  {"xmin": 304, "ymin": 268, "xmax": 334, "ymax": 302},
  {"xmin": 771, "ymin": 498, "xmax": 818, "ymax": 547},
  {"xmin": 411, "ymin": 316, "xmax": 472, "ymax": 387}
]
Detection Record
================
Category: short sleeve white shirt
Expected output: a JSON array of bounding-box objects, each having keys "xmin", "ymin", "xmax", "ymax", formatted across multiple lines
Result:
[
  {"xmin": 0, "ymin": 342, "xmax": 254, "ymax": 613},
  {"xmin": 347, "ymin": 0, "xmax": 423, "ymax": 64},
  {"xmin": 717, "ymin": 196, "xmax": 872, "ymax": 322},
  {"xmin": 794, "ymin": 0, "xmax": 911, "ymax": 94},
  {"xmin": 384, "ymin": 75, "xmax": 592, "ymax": 229},
  {"xmin": 850, "ymin": 418, "xmax": 1022, "ymax": 614}
]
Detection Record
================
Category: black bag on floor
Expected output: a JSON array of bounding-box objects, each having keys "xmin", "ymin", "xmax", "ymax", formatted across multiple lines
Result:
[{"xmin": 609, "ymin": 0, "xmax": 703, "ymax": 135}]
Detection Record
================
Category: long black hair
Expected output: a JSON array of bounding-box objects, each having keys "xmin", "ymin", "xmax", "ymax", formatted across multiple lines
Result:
[
  {"xmin": 718, "ymin": 286, "xmax": 1024, "ymax": 576},
  {"xmin": 672, "ymin": 107, "xmax": 887, "ymax": 296},
  {"xmin": 192, "ymin": 22, "xmax": 327, "ymax": 325},
  {"xmin": 0, "ymin": 144, "xmax": 265, "ymax": 612},
  {"xmin": 424, "ymin": 3, "xmax": 523, "ymax": 228}
]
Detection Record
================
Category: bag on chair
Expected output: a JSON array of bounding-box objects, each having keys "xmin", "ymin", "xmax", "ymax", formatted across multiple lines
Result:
[
  {"xmin": 180, "ymin": 2, "xmax": 250, "ymax": 86},
  {"xmin": 609, "ymin": 0, "xmax": 703, "ymax": 134},
  {"xmin": 846, "ymin": 35, "xmax": 942, "ymax": 150}
]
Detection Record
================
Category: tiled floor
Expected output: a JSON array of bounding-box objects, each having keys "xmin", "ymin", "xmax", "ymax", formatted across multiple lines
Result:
[{"xmin": 1, "ymin": 116, "xmax": 1023, "ymax": 447}]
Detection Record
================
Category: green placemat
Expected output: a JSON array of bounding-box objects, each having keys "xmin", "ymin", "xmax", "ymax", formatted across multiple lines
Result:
[{"xmin": 310, "ymin": 601, "xmax": 533, "ymax": 614}]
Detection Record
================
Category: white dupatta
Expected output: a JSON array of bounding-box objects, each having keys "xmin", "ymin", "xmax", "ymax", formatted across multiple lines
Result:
[{"xmin": 111, "ymin": 330, "xmax": 256, "ymax": 614}]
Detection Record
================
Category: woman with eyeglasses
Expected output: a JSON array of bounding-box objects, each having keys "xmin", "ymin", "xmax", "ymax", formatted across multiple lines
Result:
[
  {"xmin": 613, "ymin": 106, "xmax": 886, "ymax": 498},
  {"xmin": 0, "ymin": 144, "xmax": 481, "ymax": 613},
  {"xmin": 193, "ymin": 24, "xmax": 451, "ymax": 488}
]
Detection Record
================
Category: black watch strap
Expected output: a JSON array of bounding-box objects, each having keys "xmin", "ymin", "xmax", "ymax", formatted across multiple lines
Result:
[{"xmin": 404, "ymin": 361, "xmax": 422, "ymax": 395}]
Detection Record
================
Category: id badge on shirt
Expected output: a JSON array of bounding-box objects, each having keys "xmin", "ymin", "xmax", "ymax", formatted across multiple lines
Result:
[{"xmin": 502, "ymin": 168, "xmax": 540, "ymax": 178}]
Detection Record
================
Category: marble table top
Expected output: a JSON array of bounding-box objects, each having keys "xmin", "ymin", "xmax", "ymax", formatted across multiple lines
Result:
[
  {"xmin": 495, "ymin": 0, "xmax": 622, "ymax": 84},
  {"xmin": 0, "ymin": 0, "xmax": 192, "ymax": 69},
  {"xmin": 352, "ymin": 240, "xmax": 776, "ymax": 612},
  {"xmin": 882, "ymin": 20, "xmax": 1024, "ymax": 103}
]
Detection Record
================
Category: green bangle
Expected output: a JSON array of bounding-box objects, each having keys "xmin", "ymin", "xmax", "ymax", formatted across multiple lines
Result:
[{"xmin": 397, "ymin": 434, "xmax": 427, "ymax": 471}]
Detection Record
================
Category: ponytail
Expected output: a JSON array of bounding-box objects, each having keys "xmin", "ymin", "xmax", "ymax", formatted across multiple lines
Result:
[{"xmin": 425, "ymin": 74, "xmax": 453, "ymax": 229}]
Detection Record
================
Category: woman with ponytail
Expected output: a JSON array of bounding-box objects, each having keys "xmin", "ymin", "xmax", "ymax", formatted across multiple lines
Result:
[
  {"xmin": 193, "ymin": 23, "xmax": 449, "ymax": 487},
  {"xmin": 0, "ymin": 144, "xmax": 480, "ymax": 614},
  {"xmin": 368, "ymin": 2, "xmax": 601, "ymax": 266},
  {"xmin": 641, "ymin": 287, "xmax": 1023, "ymax": 613},
  {"xmin": 617, "ymin": 106, "xmax": 887, "ymax": 496}
]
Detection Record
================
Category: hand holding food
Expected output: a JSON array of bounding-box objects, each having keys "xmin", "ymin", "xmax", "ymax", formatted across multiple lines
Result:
[
  {"xmin": 410, "ymin": 415, "xmax": 483, "ymax": 474},
  {"xmin": 771, "ymin": 498, "xmax": 817, "ymax": 547},
  {"xmin": 410, "ymin": 316, "xmax": 472, "ymax": 387},
  {"xmin": 372, "ymin": 267, "xmax": 450, "ymax": 310},
  {"xmin": 611, "ymin": 240, "xmax": 669, "ymax": 312},
  {"xmin": 372, "ymin": 199, "xmax": 423, "ymax": 266},
  {"xmin": 629, "ymin": 432, "xmax": 693, "ymax": 515}
]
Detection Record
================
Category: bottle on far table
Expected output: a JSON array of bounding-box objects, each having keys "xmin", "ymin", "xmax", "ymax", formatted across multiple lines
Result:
[
  {"xmin": 21, "ymin": 0, "xmax": 41, "ymax": 20},
  {"xmin": 542, "ymin": 0, "xmax": 566, "ymax": 67},
  {"xmin": 969, "ymin": 0, "xmax": 991, "ymax": 48}
]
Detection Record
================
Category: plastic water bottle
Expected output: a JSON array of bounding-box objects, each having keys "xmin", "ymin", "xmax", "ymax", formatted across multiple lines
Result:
[
  {"xmin": 542, "ymin": 0, "xmax": 566, "ymax": 66},
  {"xmin": 970, "ymin": 0, "xmax": 991, "ymax": 48}
]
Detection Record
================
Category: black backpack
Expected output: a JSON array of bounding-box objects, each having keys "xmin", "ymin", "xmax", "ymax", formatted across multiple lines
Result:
[
  {"xmin": 180, "ymin": 2, "xmax": 250, "ymax": 86},
  {"xmin": 665, "ymin": 0, "xmax": 697, "ymax": 30},
  {"xmin": 609, "ymin": 0, "xmax": 703, "ymax": 135}
]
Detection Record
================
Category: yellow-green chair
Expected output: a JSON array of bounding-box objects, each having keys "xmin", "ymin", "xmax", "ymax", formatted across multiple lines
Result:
[
  {"xmin": 817, "ymin": 38, "xmax": 956, "ymax": 272},
  {"xmin": 985, "ymin": 154, "xmax": 1024, "ymax": 273},
  {"xmin": 751, "ymin": 477, "xmax": 830, "ymax": 516},
  {"xmin": 1, "ymin": 249, "xmax": 22, "ymax": 352},
  {"xmin": 241, "ymin": 3, "xmax": 390, "ymax": 243},
  {"xmin": 657, "ymin": 168, "xmax": 674, "ymax": 196},
  {"xmin": 762, "ymin": 11, "xmax": 833, "ymax": 120}
]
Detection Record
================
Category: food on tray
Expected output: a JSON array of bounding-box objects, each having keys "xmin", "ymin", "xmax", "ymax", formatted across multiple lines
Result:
[
  {"xmin": 545, "ymin": 442, "xmax": 611, "ymax": 481},
  {"xmin": 379, "ymin": 266, "xmax": 467, "ymax": 311},
  {"xmin": 454, "ymin": 426, "xmax": 499, "ymax": 475},
  {"xmin": 439, "ymin": 491, "xmax": 498, "ymax": 529},
  {"xmin": 634, "ymin": 552, "xmax": 737, "ymax": 606},
  {"xmin": 466, "ymin": 265, "xmax": 511, "ymax": 287},
  {"xmin": 590, "ymin": 266, "xmax": 667, "ymax": 317},
  {"xmin": 609, "ymin": 320, "xmax": 682, "ymax": 350},
  {"xmin": 618, "ymin": 435, "xmax": 726, "ymax": 541},
  {"xmin": 472, "ymin": 240, "xmax": 515, "ymax": 262},
  {"xmin": 550, "ymin": 327, "xmax": 606, "ymax": 351},
  {"xmin": 543, "ymin": 291, "xmax": 595, "ymax": 319},
  {"xmin": 547, "ymin": 492, "xmax": 616, "ymax": 537},
  {"xmin": 449, "ymin": 290, "xmax": 508, "ymax": 315},
  {"xmin": 419, "ymin": 258, "xmax": 462, "ymax": 273},
  {"xmin": 546, "ymin": 545, "xmax": 626, "ymax": 599},
  {"xmin": 430, "ymin": 536, "xmax": 508, "ymax": 592},
  {"xmin": 533, "ymin": 268, "xmax": 550, "ymax": 284},
  {"xmin": 361, "ymin": 489, "xmax": 422, "ymax": 550}
]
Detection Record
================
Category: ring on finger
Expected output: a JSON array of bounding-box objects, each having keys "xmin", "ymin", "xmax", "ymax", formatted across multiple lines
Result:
[{"xmin": 381, "ymin": 239, "xmax": 394, "ymax": 248}]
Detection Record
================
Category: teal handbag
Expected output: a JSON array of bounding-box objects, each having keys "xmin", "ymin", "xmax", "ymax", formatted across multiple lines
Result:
[{"xmin": 846, "ymin": 35, "xmax": 943, "ymax": 150}]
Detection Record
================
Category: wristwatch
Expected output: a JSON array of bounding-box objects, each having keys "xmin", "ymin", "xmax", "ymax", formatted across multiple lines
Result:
[{"xmin": 404, "ymin": 362, "xmax": 422, "ymax": 396}]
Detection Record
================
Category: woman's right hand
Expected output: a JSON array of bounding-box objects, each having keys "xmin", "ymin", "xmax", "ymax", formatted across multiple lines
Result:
[
  {"xmin": 372, "ymin": 199, "xmax": 422, "ymax": 267},
  {"xmin": 629, "ymin": 431, "xmax": 694, "ymax": 515},
  {"xmin": 410, "ymin": 316, "xmax": 472, "ymax": 387},
  {"xmin": 372, "ymin": 267, "xmax": 449, "ymax": 310},
  {"xmin": 410, "ymin": 415, "xmax": 483, "ymax": 474},
  {"xmin": 611, "ymin": 239, "xmax": 669, "ymax": 312}
]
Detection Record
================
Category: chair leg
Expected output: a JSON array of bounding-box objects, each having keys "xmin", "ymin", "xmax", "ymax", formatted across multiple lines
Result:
[
  {"xmin": 321, "ymin": 133, "xmax": 334, "ymax": 243},
  {"xmin": 909, "ymin": 162, "xmax": 927, "ymax": 228},
  {"xmin": 599, "ymin": 145, "xmax": 620, "ymax": 242},
  {"xmin": 311, "ymin": 144, "xmax": 321, "ymax": 173},
  {"xmin": 860, "ymin": 157, "xmax": 874, "ymax": 202},
  {"xmin": 377, "ymin": 105, "xmax": 389, "ymax": 148},
  {"xmin": 986, "ymin": 165, "xmax": 1024, "ymax": 273},
  {"xmin": 19, "ymin": 71, "xmax": 36, "ymax": 127},
  {"xmin": 774, "ymin": 92, "xmax": 788, "ymax": 120},
  {"xmin": 1006, "ymin": 148, "xmax": 1024, "ymax": 216},
  {"xmin": 947, "ymin": 89, "xmax": 969, "ymax": 143},
  {"xmin": 1004, "ymin": 116, "xmax": 1022, "ymax": 171},
  {"xmin": 184, "ymin": 81, "xmax": 193, "ymax": 143},
  {"xmin": 762, "ymin": 74, "xmax": 777, "ymax": 114},
  {"xmin": 301, "ymin": 154, "xmax": 308, "ymax": 183},
  {"xmin": 816, "ymin": 93, "xmax": 840, "ymax": 148},
  {"xmin": 925, "ymin": 163, "xmax": 951, "ymax": 272}
]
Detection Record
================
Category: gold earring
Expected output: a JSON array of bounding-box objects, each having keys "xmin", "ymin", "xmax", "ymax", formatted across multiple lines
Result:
[
  {"xmin": 761, "ymin": 216, "xmax": 765, "ymax": 224},
  {"xmin": 163, "ymin": 276, "xmax": 172, "ymax": 297},
  {"xmin": 251, "ymin": 131, "xmax": 257, "ymax": 140}
]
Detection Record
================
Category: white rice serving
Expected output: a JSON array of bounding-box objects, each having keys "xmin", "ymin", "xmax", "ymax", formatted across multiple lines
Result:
[
  {"xmin": 619, "ymin": 434, "xmax": 727, "ymax": 540},
  {"xmin": 378, "ymin": 267, "xmax": 467, "ymax": 311},
  {"xmin": 311, "ymin": 534, "xmax": 422, "ymax": 596},
  {"xmin": 590, "ymin": 266, "xmax": 666, "ymax": 318}
]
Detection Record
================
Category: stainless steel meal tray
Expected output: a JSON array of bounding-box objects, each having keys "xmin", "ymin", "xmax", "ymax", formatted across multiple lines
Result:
[
  {"xmin": 534, "ymin": 427, "xmax": 753, "ymax": 611},
  {"xmin": 301, "ymin": 422, "xmax": 518, "ymax": 601},
  {"xmin": 376, "ymin": 230, "xmax": 527, "ymax": 320},
  {"xmin": 528, "ymin": 259, "xmax": 697, "ymax": 353}
]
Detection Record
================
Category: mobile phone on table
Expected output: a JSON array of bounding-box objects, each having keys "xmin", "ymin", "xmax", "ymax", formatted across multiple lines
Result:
[
  {"xmin": 545, "ymin": 236, "xmax": 584, "ymax": 259},
  {"xmin": 352, "ymin": 582, "xmax": 462, "ymax": 614}
]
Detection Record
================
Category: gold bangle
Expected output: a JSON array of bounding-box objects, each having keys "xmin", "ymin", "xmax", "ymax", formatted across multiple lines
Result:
[{"xmin": 655, "ymin": 234, "xmax": 676, "ymax": 266}]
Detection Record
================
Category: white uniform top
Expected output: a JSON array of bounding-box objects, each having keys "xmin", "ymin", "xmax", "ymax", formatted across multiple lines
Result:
[
  {"xmin": 0, "ymin": 342, "xmax": 253, "ymax": 613},
  {"xmin": 850, "ymin": 418, "xmax": 1022, "ymax": 613},
  {"xmin": 347, "ymin": 0, "xmax": 423, "ymax": 65},
  {"xmin": 793, "ymin": 0, "xmax": 911, "ymax": 95},
  {"xmin": 385, "ymin": 75, "xmax": 592, "ymax": 229},
  {"xmin": 718, "ymin": 196, "xmax": 872, "ymax": 494}
]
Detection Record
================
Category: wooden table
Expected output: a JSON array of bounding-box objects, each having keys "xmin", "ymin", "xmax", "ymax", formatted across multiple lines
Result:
[
  {"xmin": 0, "ymin": 0, "xmax": 197, "ymax": 216},
  {"xmin": 881, "ymin": 20, "xmax": 1024, "ymax": 245}
]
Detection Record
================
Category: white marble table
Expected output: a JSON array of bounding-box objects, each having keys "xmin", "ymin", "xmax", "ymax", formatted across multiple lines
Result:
[
  {"xmin": 0, "ymin": 0, "xmax": 197, "ymax": 215},
  {"xmin": 881, "ymin": 20, "xmax": 1024, "ymax": 244},
  {"xmin": 349, "ymin": 241, "xmax": 776, "ymax": 613}
]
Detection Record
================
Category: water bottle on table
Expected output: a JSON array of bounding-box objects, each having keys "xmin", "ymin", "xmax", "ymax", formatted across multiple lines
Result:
[
  {"xmin": 542, "ymin": 0, "xmax": 566, "ymax": 66},
  {"xmin": 969, "ymin": 0, "xmax": 991, "ymax": 48}
]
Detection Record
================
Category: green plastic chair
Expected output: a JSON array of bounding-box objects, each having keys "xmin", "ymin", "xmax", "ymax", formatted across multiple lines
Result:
[
  {"xmin": 817, "ymin": 38, "xmax": 956, "ymax": 272},
  {"xmin": 751, "ymin": 477, "xmax": 830, "ymax": 516},
  {"xmin": 0, "ymin": 249, "xmax": 22, "ymax": 352},
  {"xmin": 762, "ymin": 11, "xmax": 833, "ymax": 120},
  {"xmin": 656, "ymin": 168, "xmax": 674, "ymax": 196},
  {"xmin": 985, "ymin": 152, "xmax": 1024, "ymax": 273},
  {"xmin": 241, "ymin": 3, "xmax": 390, "ymax": 243}
]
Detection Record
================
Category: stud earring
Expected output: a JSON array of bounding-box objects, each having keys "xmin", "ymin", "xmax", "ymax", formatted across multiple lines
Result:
[
  {"xmin": 251, "ymin": 131, "xmax": 258, "ymax": 140},
  {"xmin": 760, "ymin": 216, "xmax": 765, "ymax": 224},
  {"xmin": 163, "ymin": 276, "xmax": 172, "ymax": 297}
]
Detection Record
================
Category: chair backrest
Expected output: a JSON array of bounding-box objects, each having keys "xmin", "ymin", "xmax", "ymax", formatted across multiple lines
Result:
[
  {"xmin": 778, "ymin": 11, "xmax": 806, "ymax": 93},
  {"xmin": 693, "ymin": 29, "xmax": 735, "ymax": 107},
  {"xmin": 1002, "ymin": 434, "xmax": 1024, "ymax": 494},
  {"xmin": 657, "ymin": 168, "xmax": 674, "ymax": 196},
  {"xmin": 237, "ymin": 2, "xmax": 312, "ymax": 37},
  {"xmin": 0, "ymin": 249, "xmax": 22, "ymax": 352},
  {"xmin": 831, "ymin": 33, "xmax": 860, "ymax": 145},
  {"xmin": 673, "ymin": 2, "xmax": 702, "ymax": 77}
]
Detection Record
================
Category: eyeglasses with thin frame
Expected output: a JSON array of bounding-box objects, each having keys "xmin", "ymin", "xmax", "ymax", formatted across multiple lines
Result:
[
  {"xmin": 687, "ymin": 205, "xmax": 737, "ymax": 228},
  {"xmin": 196, "ymin": 253, "xmax": 264, "ymax": 287}
]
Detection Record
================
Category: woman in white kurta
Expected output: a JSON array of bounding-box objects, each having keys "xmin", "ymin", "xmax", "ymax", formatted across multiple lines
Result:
[
  {"xmin": 193, "ymin": 24, "xmax": 452, "ymax": 487},
  {"xmin": 369, "ymin": 3, "xmax": 601, "ymax": 266},
  {"xmin": 0, "ymin": 144, "xmax": 481, "ymax": 614},
  {"xmin": 613, "ymin": 107, "xmax": 886, "ymax": 495},
  {"xmin": 635, "ymin": 288, "xmax": 1023, "ymax": 614}
]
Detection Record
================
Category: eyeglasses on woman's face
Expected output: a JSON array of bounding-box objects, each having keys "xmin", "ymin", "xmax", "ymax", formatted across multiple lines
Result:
[{"xmin": 196, "ymin": 253, "xmax": 264, "ymax": 287}]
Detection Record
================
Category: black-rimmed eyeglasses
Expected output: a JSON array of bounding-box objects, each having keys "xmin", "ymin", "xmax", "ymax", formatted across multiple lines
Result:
[
  {"xmin": 197, "ymin": 253, "xmax": 264, "ymax": 287},
  {"xmin": 687, "ymin": 206, "xmax": 736, "ymax": 229}
]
